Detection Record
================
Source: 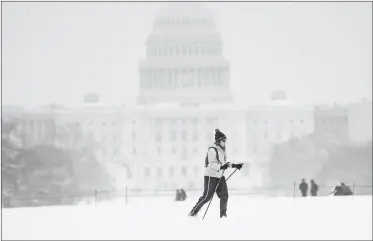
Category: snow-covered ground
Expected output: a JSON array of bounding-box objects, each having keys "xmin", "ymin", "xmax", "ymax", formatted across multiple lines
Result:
[{"xmin": 2, "ymin": 195, "xmax": 372, "ymax": 240}]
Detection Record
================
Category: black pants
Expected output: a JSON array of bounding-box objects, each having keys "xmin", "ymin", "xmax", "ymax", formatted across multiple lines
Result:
[{"xmin": 190, "ymin": 176, "xmax": 228, "ymax": 215}]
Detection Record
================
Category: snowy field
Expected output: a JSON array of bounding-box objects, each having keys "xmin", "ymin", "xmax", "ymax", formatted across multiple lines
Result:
[{"xmin": 2, "ymin": 195, "xmax": 372, "ymax": 240}]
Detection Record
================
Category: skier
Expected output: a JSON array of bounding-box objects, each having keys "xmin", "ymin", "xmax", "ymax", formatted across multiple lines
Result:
[{"xmin": 188, "ymin": 129, "xmax": 243, "ymax": 218}]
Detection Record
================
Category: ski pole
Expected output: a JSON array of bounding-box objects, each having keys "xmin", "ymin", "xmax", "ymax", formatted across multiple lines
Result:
[
  {"xmin": 202, "ymin": 169, "xmax": 225, "ymax": 220},
  {"xmin": 226, "ymin": 168, "xmax": 239, "ymax": 182}
]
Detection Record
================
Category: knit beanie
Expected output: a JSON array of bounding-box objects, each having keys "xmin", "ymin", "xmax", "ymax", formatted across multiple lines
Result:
[{"xmin": 215, "ymin": 129, "xmax": 227, "ymax": 142}]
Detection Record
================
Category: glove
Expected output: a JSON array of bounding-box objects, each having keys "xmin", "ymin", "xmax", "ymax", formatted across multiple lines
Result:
[
  {"xmin": 232, "ymin": 163, "xmax": 243, "ymax": 170},
  {"xmin": 220, "ymin": 162, "xmax": 230, "ymax": 170}
]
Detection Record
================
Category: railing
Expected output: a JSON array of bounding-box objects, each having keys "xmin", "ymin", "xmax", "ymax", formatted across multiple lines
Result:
[{"xmin": 2, "ymin": 183, "xmax": 372, "ymax": 209}]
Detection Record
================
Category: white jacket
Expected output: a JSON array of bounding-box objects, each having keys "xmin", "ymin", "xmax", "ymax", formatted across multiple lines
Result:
[{"xmin": 204, "ymin": 143, "xmax": 230, "ymax": 178}]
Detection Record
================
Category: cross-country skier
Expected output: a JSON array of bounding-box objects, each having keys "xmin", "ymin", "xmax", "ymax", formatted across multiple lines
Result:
[{"xmin": 188, "ymin": 129, "xmax": 243, "ymax": 218}]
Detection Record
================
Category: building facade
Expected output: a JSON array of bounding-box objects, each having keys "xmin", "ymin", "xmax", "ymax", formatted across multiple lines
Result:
[
  {"xmin": 347, "ymin": 99, "xmax": 372, "ymax": 143},
  {"xmin": 314, "ymin": 104, "xmax": 349, "ymax": 141}
]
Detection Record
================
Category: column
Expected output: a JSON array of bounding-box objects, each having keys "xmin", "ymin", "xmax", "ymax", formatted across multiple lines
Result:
[
  {"xmin": 139, "ymin": 70, "xmax": 143, "ymax": 90},
  {"xmin": 181, "ymin": 69, "xmax": 187, "ymax": 87},
  {"xmin": 189, "ymin": 68, "xmax": 194, "ymax": 88},
  {"xmin": 152, "ymin": 70, "xmax": 157, "ymax": 89},
  {"xmin": 218, "ymin": 68, "xmax": 223, "ymax": 87},
  {"xmin": 212, "ymin": 69, "xmax": 216, "ymax": 86},
  {"xmin": 223, "ymin": 68, "xmax": 229, "ymax": 87},
  {"xmin": 175, "ymin": 46, "xmax": 179, "ymax": 57},
  {"xmin": 157, "ymin": 69, "xmax": 162, "ymax": 89},
  {"xmin": 182, "ymin": 45, "xmax": 186, "ymax": 57},
  {"xmin": 168, "ymin": 69, "xmax": 172, "ymax": 89},
  {"xmin": 145, "ymin": 70, "xmax": 150, "ymax": 90},
  {"xmin": 148, "ymin": 70, "xmax": 152, "ymax": 90},
  {"xmin": 197, "ymin": 68, "xmax": 202, "ymax": 88},
  {"xmin": 193, "ymin": 68, "xmax": 198, "ymax": 88},
  {"xmin": 174, "ymin": 69, "xmax": 179, "ymax": 88},
  {"xmin": 153, "ymin": 70, "xmax": 158, "ymax": 89}
]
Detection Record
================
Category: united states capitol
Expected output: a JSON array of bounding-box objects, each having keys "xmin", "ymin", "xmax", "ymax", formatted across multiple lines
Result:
[{"xmin": 3, "ymin": 3, "xmax": 371, "ymax": 192}]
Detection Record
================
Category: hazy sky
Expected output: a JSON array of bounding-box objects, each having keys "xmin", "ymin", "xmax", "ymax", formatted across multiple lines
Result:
[{"xmin": 2, "ymin": 2, "xmax": 372, "ymax": 107}]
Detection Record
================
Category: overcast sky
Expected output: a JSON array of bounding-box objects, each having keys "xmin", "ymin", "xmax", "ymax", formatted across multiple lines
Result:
[{"xmin": 2, "ymin": 2, "xmax": 372, "ymax": 107}]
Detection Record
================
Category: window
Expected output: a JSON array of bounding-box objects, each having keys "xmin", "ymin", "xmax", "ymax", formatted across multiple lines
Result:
[
  {"xmin": 192, "ymin": 118, "xmax": 198, "ymax": 126},
  {"xmin": 193, "ymin": 147, "xmax": 198, "ymax": 154},
  {"xmin": 169, "ymin": 167, "xmax": 174, "ymax": 177},
  {"xmin": 300, "ymin": 120, "xmax": 304, "ymax": 124},
  {"xmin": 156, "ymin": 132, "xmax": 162, "ymax": 142},
  {"xmin": 132, "ymin": 147, "xmax": 136, "ymax": 154},
  {"xmin": 276, "ymin": 131, "xmax": 282, "ymax": 140},
  {"xmin": 192, "ymin": 132, "xmax": 198, "ymax": 141},
  {"xmin": 155, "ymin": 119, "xmax": 162, "ymax": 129},
  {"xmin": 157, "ymin": 167, "xmax": 162, "ymax": 178},
  {"xmin": 145, "ymin": 167, "xmax": 150, "ymax": 177},
  {"xmin": 132, "ymin": 132, "xmax": 136, "ymax": 141},
  {"xmin": 157, "ymin": 147, "xmax": 161, "ymax": 155},
  {"xmin": 171, "ymin": 130, "xmax": 177, "ymax": 141},
  {"xmin": 181, "ymin": 166, "xmax": 187, "ymax": 176},
  {"xmin": 181, "ymin": 130, "xmax": 187, "ymax": 141},
  {"xmin": 181, "ymin": 146, "xmax": 187, "ymax": 160},
  {"xmin": 264, "ymin": 132, "xmax": 268, "ymax": 139},
  {"xmin": 181, "ymin": 118, "xmax": 187, "ymax": 126},
  {"xmin": 172, "ymin": 147, "xmax": 177, "ymax": 154}
]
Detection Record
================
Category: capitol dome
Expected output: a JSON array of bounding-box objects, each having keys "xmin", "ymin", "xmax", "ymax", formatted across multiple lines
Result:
[{"xmin": 137, "ymin": 2, "xmax": 232, "ymax": 105}]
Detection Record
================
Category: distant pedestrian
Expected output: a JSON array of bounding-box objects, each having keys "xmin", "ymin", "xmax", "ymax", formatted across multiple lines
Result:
[
  {"xmin": 299, "ymin": 178, "xmax": 308, "ymax": 197},
  {"xmin": 180, "ymin": 189, "xmax": 187, "ymax": 201},
  {"xmin": 175, "ymin": 189, "xmax": 181, "ymax": 201},
  {"xmin": 310, "ymin": 179, "xmax": 319, "ymax": 196},
  {"xmin": 331, "ymin": 182, "xmax": 353, "ymax": 196},
  {"xmin": 340, "ymin": 182, "xmax": 353, "ymax": 196}
]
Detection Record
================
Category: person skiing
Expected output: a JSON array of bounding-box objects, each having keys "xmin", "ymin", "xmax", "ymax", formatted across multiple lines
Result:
[{"xmin": 188, "ymin": 129, "xmax": 243, "ymax": 218}]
